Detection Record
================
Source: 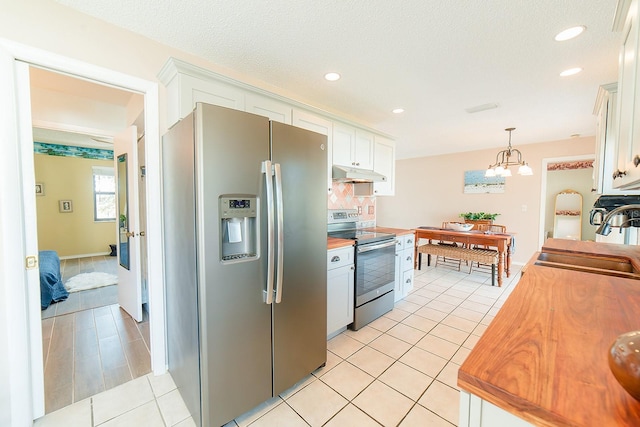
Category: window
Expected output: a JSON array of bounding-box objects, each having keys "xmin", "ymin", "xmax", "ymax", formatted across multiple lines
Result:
[{"xmin": 93, "ymin": 166, "xmax": 116, "ymax": 221}]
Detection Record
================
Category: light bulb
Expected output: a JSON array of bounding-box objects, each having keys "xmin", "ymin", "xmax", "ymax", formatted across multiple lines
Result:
[
  {"xmin": 518, "ymin": 164, "xmax": 533, "ymax": 175},
  {"xmin": 485, "ymin": 168, "xmax": 496, "ymax": 177}
]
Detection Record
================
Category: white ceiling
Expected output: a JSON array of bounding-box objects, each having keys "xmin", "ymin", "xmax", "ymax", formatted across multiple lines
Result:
[
  {"xmin": 30, "ymin": 67, "xmax": 141, "ymax": 148},
  {"xmin": 53, "ymin": 0, "xmax": 621, "ymax": 159}
]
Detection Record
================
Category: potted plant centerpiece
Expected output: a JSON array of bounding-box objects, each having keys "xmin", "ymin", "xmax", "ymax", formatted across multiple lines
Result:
[{"xmin": 459, "ymin": 212, "xmax": 499, "ymax": 229}]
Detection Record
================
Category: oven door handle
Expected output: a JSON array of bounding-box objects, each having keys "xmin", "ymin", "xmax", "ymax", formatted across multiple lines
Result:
[{"xmin": 358, "ymin": 240, "xmax": 397, "ymax": 253}]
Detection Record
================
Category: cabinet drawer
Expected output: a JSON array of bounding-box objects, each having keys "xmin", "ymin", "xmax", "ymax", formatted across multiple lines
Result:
[
  {"xmin": 401, "ymin": 269, "xmax": 414, "ymax": 295},
  {"xmin": 327, "ymin": 246, "xmax": 354, "ymax": 270},
  {"xmin": 445, "ymin": 234, "xmax": 468, "ymax": 245},
  {"xmin": 401, "ymin": 233, "xmax": 415, "ymax": 250},
  {"xmin": 401, "ymin": 247, "xmax": 414, "ymax": 271}
]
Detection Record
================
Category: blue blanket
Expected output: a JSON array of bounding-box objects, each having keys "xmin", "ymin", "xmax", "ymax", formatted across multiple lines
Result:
[{"xmin": 39, "ymin": 250, "xmax": 68, "ymax": 309}]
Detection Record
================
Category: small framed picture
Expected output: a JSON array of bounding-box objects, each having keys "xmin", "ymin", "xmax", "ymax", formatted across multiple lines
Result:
[
  {"xmin": 59, "ymin": 200, "xmax": 73, "ymax": 213},
  {"xmin": 35, "ymin": 182, "xmax": 44, "ymax": 196}
]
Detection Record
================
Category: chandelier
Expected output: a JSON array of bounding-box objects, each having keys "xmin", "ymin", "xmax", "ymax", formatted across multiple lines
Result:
[{"xmin": 485, "ymin": 128, "xmax": 533, "ymax": 177}]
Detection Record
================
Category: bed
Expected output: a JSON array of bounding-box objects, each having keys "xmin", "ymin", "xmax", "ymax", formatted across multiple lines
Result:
[{"xmin": 39, "ymin": 250, "xmax": 68, "ymax": 309}]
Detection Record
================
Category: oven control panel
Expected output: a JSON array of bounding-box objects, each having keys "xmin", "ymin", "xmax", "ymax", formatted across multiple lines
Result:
[{"xmin": 328, "ymin": 209, "xmax": 360, "ymax": 224}]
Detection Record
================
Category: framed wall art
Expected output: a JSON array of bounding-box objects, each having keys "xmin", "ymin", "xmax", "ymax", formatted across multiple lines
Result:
[
  {"xmin": 59, "ymin": 200, "xmax": 73, "ymax": 213},
  {"xmin": 35, "ymin": 182, "xmax": 44, "ymax": 196},
  {"xmin": 464, "ymin": 170, "xmax": 505, "ymax": 194}
]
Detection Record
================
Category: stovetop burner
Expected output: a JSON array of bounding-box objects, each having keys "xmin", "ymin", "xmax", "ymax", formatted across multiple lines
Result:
[
  {"xmin": 328, "ymin": 229, "xmax": 395, "ymax": 245},
  {"xmin": 327, "ymin": 209, "xmax": 395, "ymax": 245}
]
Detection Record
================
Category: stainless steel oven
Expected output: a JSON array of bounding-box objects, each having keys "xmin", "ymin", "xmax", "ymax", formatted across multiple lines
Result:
[
  {"xmin": 353, "ymin": 236, "xmax": 396, "ymax": 329},
  {"xmin": 328, "ymin": 210, "xmax": 396, "ymax": 330}
]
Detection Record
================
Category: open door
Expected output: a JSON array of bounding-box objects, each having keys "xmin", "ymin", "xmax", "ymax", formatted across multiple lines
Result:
[
  {"xmin": 0, "ymin": 49, "xmax": 45, "ymax": 423},
  {"xmin": 114, "ymin": 126, "xmax": 143, "ymax": 321}
]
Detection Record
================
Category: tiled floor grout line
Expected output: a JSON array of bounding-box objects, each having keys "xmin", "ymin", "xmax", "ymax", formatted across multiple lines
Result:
[
  {"xmin": 260, "ymin": 266, "xmax": 517, "ymax": 427},
  {"xmin": 38, "ymin": 265, "xmax": 523, "ymax": 426}
]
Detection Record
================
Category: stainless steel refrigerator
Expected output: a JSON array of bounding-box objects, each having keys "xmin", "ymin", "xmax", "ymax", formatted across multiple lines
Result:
[{"xmin": 162, "ymin": 103, "xmax": 327, "ymax": 427}]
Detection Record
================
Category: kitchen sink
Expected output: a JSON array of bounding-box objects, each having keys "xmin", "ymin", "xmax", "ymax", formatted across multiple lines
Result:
[{"xmin": 534, "ymin": 251, "xmax": 640, "ymax": 279}]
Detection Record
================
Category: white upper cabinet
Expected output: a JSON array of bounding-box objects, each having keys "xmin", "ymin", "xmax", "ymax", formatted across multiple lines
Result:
[
  {"xmin": 373, "ymin": 136, "xmax": 396, "ymax": 196},
  {"xmin": 354, "ymin": 130, "xmax": 375, "ymax": 170},
  {"xmin": 292, "ymin": 109, "xmax": 333, "ymax": 193},
  {"xmin": 245, "ymin": 93, "xmax": 292, "ymax": 124},
  {"xmin": 158, "ymin": 59, "xmax": 245, "ymax": 126},
  {"xmin": 333, "ymin": 124, "xmax": 374, "ymax": 170},
  {"xmin": 593, "ymin": 83, "xmax": 623, "ymax": 194},
  {"xmin": 612, "ymin": 0, "xmax": 640, "ymax": 188},
  {"xmin": 332, "ymin": 124, "xmax": 356, "ymax": 167},
  {"xmin": 158, "ymin": 58, "xmax": 396, "ymax": 189}
]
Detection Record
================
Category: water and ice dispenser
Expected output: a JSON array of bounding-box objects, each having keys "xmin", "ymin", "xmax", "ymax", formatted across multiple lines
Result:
[{"xmin": 220, "ymin": 195, "xmax": 258, "ymax": 262}]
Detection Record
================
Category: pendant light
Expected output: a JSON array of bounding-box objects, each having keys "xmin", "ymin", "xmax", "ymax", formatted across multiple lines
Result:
[{"xmin": 485, "ymin": 128, "xmax": 533, "ymax": 177}]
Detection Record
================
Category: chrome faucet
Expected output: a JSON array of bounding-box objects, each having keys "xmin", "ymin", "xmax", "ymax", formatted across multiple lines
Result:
[{"xmin": 595, "ymin": 204, "xmax": 640, "ymax": 235}]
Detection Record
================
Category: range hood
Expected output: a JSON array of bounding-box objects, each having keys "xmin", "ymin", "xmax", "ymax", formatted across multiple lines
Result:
[{"xmin": 332, "ymin": 165, "xmax": 387, "ymax": 183}]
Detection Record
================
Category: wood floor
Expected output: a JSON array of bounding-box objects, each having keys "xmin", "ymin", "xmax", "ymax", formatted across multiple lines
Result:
[
  {"xmin": 41, "ymin": 255, "xmax": 119, "ymax": 319},
  {"xmin": 41, "ymin": 256, "xmax": 151, "ymax": 414}
]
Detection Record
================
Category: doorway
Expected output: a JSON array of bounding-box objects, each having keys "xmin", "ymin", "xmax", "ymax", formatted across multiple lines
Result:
[
  {"xmin": 0, "ymin": 42, "xmax": 165, "ymax": 423},
  {"xmin": 538, "ymin": 154, "xmax": 597, "ymax": 246},
  {"xmin": 30, "ymin": 67, "xmax": 151, "ymax": 413}
]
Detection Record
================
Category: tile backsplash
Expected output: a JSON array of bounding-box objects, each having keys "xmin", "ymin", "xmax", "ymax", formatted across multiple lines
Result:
[{"xmin": 328, "ymin": 182, "xmax": 376, "ymax": 222}]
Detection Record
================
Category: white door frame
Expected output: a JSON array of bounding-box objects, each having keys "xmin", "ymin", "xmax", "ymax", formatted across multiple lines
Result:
[
  {"xmin": 0, "ymin": 38, "xmax": 166, "ymax": 422},
  {"xmin": 538, "ymin": 154, "xmax": 595, "ymax": 248}
]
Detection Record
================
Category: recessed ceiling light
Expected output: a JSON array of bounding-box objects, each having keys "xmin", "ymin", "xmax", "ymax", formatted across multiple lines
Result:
[
  {"xmin": 555, "ymin": 26, "xmax": 586, "ymax": 41},
  {"xmin": 560, "ymin": 67, "xmax": 582, "ymax": 77},
  {"xmin": 392, "ymin": 108, "xmax": 404, "ymax": 114},
  {"xmin": 465, "ymin": 102, "xmax": 499, "ymax": 114},
  {"xmin": 324, "ymin": 72, "xmax": 341, "ymax": 81}
]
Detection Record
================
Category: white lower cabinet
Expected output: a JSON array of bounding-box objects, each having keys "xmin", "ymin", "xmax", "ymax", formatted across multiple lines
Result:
[
  {"xmin": 459, "ymin": 391, "xmax": 532, "ymax": 427},
  {"xmin": 327, "ymin": 246, "xmax": 354, "ymax": 338},
  {"xmin": 394, "ymin": 232, "xmax": 415, "ymax": 302}
]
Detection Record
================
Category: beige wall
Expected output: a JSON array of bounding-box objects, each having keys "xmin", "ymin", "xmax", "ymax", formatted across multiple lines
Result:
[
  {"xmin": 35, "ymin": 154, "xmax": 115, "ymax": 258},
  {"xmin": 377, "ymin": 136, "xmax": 595, "ymax": 264}
]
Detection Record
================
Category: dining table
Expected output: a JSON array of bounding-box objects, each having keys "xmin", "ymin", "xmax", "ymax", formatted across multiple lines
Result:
[{"xmin": 413, "ymin": 226, "xmax": 513, "ymax": 286}]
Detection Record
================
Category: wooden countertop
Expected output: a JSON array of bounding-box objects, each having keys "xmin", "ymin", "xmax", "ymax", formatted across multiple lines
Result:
[
  {"xmin": 458, "ymin": 238, "xmax": 640, "ymax": 426},
  {"xmin": 365, "ymin": 226, "xmax": 414, "ymax": 235},
  {"xmin": 327, "ymin": 237, "xmax": 354, "ymax": 250}
]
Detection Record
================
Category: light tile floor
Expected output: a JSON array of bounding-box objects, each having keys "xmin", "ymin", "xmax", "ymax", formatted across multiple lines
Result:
[{"xmin": 35, "ymin": 263, "xmax": 522, "ymax": 426}]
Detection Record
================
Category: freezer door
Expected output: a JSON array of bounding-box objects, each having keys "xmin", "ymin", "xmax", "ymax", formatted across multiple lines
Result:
[
  {"xmin": 270, "ymin": 122, "xmax": 328, "ymax": 395},
  {"xmin": 163, "ymin": 112, "xmax": 202, "ymax": 425},
  {"xmin": 196, "ymin": 104, "xmax": 273, "ymax": 426}
]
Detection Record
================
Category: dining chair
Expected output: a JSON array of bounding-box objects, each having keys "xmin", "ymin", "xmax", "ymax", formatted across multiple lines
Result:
[
  {"xmin": 437, "ymin": 222, "xmax": 462, "ymax": 270},
  {"xmin": 471, "ymin": 224, "xmax": 507, "ymax": 273}
]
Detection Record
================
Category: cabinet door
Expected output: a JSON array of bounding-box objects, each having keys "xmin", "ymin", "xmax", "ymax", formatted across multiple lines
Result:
[
  {"xmin": 615, "ymin": 5, "xmax": 640, "ymax": 187},
  {"xmin": 373, "ymin": 137, "xmax": 396, "ymax": 196},
  {"xmin": 401, "ymin": 247, "xmax": 414, "ymax": 273},
  {"xmin": 245, "ymin": 93, "xmax": 292, "ymax": 124},
  {"xmin": 354, "ymin": 130, "xmax": 374, "ymax": 169},
  {"xmin": 168, "ymin": 74, "xmax": 245, "ymax": 127},
  {"xmin": 327, "ymin": 264, "xmax": 354, "ymax": 337},
  {"xmin": 394, "ymin": 238, "xmax": 403, "ymax": 302},
  {"xmin": 401, "ymin": 268, "xmax": 414, "ymax": 296},
  {"xmin": 403, "ymin": 233, "xmax": 415, "ymax": 250},
  {"xmin": 333, "ymin": 124, "xmax": 356, "ymax": 167},
  {"xmin": 293, "ymin": 109, "xmax": 333, "ymax": 193}
]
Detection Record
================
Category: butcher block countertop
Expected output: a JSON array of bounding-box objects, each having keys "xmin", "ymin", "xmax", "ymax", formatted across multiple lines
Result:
[
  {"xmin": 458, "ymin": 238, "xmax": 640, "ymax": 426},
  {"xmin": 366, "ymin": 226, "xmax": 414, "ymax": 235},
  {"xmin": 327, "ymin": 237, "xmax": 354, "ymax": 250}
]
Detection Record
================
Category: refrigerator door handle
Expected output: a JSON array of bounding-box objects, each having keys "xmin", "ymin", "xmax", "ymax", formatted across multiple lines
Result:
[
  {"xmin": 262, "ymin": 160, "xmax": 275, "ymax": 305},
  {"xmin": 274, "ymin": 163, "xmax": 284, "ymax": 303}
]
